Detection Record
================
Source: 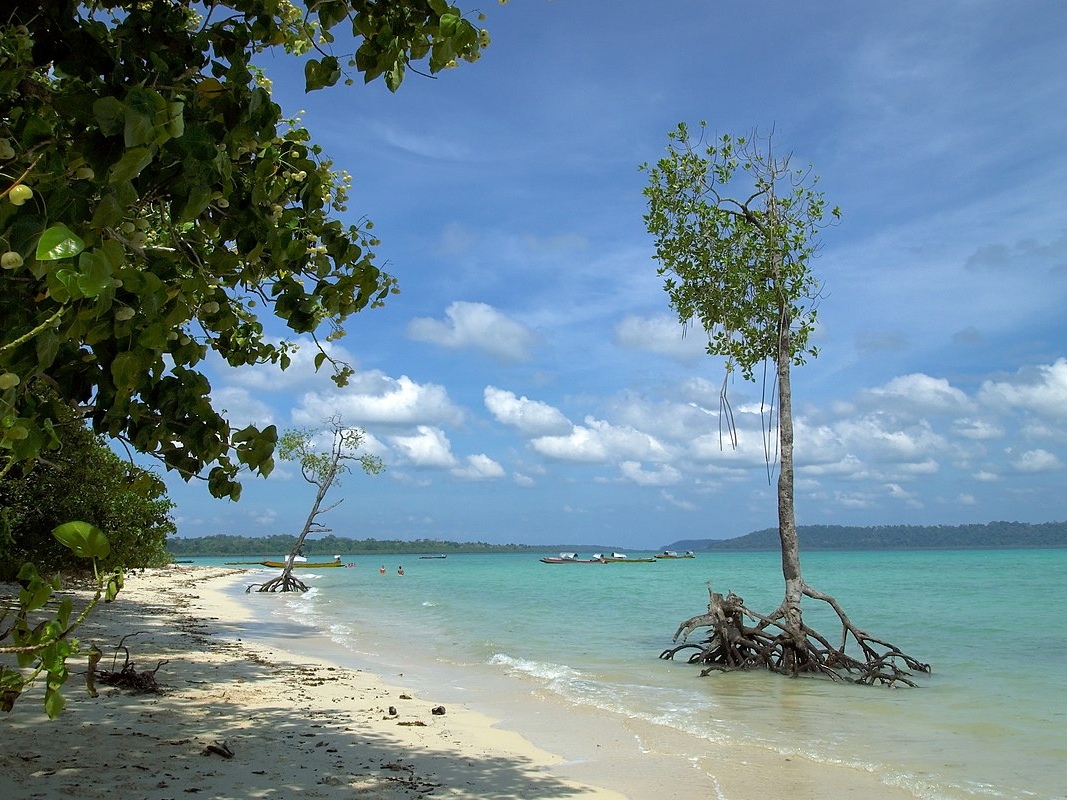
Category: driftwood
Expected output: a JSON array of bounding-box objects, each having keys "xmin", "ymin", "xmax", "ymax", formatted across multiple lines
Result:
[
  {"xmin": 89, "ymin": 632, "xmax": 168, "ymax": 694},
  {"xmin": 661, "ymin": 582, "xmax": 930, "ymax": 687}
]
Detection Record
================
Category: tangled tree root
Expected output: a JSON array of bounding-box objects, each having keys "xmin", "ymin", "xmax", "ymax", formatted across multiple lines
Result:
[
  {"xmin": 88, "ymin": 632, "xmax": 168, "ymax": 695},
  {"xmin": 246, "ymin": 571, "xmax": 308, "ymax": 593},
  {"xmin": 660, "ymin": 582, "xmax": 930, "ymax": 687}
]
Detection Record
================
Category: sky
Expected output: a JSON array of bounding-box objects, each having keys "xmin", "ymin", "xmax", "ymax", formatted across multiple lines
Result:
[{"xmin": 159, "ymin": 0, "xmax": 1067, "ymax": 549}]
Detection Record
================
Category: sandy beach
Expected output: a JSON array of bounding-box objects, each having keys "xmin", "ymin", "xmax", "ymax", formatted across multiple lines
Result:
[
  {"xmin": 2, "ymin": 566, "xmax": 928, "ymax": 800},
  {"xmin": 2, "ymin": 566, "xmax": 637, "ymax": 799}
]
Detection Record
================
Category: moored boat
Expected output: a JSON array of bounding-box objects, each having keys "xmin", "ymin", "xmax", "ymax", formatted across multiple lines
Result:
[
  {"xmin": 654, "ymin": 550, "xmax": 696, "ymax": 559},
  {"xmin": 600, "ymin": 552, "xmax": 656, "ymax": 563},
  {"xmin": 260, "ymin": 555, "xmax": 344, "ymax": 569},
  {"xmin": 540, "ymin": 552, "xmax": 605, "ymax": 564}
]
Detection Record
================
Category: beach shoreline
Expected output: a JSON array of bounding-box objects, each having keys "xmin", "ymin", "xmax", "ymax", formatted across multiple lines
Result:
[{"xmin": 3, "ymin": 566, "xmax": 921, "ymax": 799}]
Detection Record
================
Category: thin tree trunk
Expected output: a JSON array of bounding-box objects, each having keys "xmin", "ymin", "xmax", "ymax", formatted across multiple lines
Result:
[
  {"xmin": 280, "ymin": 463, "xmax": 336, "ymax": 582},
  {"xmin": 776, "ymin": 294, "xmax": 804, "ymax": 649}
]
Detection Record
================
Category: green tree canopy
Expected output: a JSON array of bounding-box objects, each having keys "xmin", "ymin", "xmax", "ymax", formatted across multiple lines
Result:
[
  {"xmin": 0, "ymin": 394, "xmax": 175, "ymax": 581},
  {"xmin": 0, "ymin": 0, "xmax": 489, "ymax": 500},
  {"xmin": 642, "ymin": 123, "xmax": 836, "ymax": 384}
]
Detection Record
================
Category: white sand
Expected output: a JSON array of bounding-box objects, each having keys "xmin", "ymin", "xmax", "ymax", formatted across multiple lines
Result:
[{"xmin": 1, "ymin": 566, "xmax": 920, "ymax": 799}]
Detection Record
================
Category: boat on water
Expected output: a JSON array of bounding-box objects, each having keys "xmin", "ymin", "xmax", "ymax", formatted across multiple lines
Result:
[
  {"xmin": 600, "ymin": 552, "xmax": 656, "ymax": 563},
  {"xmin": 654, "ymin": 550, "xmax": 696, "ymax": 559},
  {"xmin": 419, "ymin": 554, "xmax": 447, "ymax": 559},
  {"xmin": 260, "ymin": 555, "xmax": 344, "ymax": 569},
  {"xmin": 540, "ymin": 552, "xmax": 605, "ymax": 564}
]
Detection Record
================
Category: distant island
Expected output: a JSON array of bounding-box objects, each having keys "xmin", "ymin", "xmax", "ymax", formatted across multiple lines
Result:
[
  {"xmin": 166, "ymin": 521, "xmax": 1067, "ymax": 557},
  {"xmin": 663, "ymin": 521, "xmax": 1067, "ymax": 552}
]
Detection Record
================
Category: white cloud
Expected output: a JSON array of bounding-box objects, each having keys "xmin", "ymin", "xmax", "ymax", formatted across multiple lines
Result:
[
  {"xmin": 211, "ymin": 386, "xmax": 276, "ymax": 430},
  {"xmin": 531, "ymin": 417, "xmax": 671, "ymax": 464},
  {"xmin": 484, "ymin": 386, "xmax": 572, "ymax": 437},
  {"xmin": 408, "ymin": 301, "xmax": 535, "ymax": 362},
  {"xmin": 293, "ymin": 372, "xmax": 463, "ymax": 428},
  {"xmin": 513, "ymin": 472, "xmax": 536, "ymax": 487},
  {"xmin": 979, "ymin": 359, "xmax": 1067, "ymax": 419},
  {"xmin": 865, "ymin": 373, "xmax": 971, "ymax": 413},
  {"xmin": 221, "ymin": 336, "xmax": 356, "ymax": 391},
  {"xmin": 659, "ymin": 490, "xmax": 698, "ymax": 511},
  {"xmin": 833, "ymin": 416, "xmax": 947, "ymax": 462},
  {"xmin": 613, "ymin": 314, "xmax": 706, "ymax": 363},
  {"xmin": 1010, "ymin": 448, "xmax": 1062, "ymax": 474},
  {"xmin": 953, "ymin": 418, "xmax": 1004, "ymax": 441},
  {"xmin": 451, "ymin": 454, "xmax": 505, "ymax": 481},
  {"xmin": 620, "ymin": 460, "xmax": 681, "ymax": 487},
  {"xmin": 389, "ymin": 426, "xmax": 457, "ymax": 469}
]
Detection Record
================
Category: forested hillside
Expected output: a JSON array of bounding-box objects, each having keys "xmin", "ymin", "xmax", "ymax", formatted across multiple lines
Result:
[{"xmin": 663, "ymin": 521, "xmax": 1067, "ymax": 552}]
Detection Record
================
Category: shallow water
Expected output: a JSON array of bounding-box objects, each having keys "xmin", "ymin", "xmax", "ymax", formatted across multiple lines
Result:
[{"xmin": 213, "ymin": 549, "xmax": 1067, "ymax": 800}]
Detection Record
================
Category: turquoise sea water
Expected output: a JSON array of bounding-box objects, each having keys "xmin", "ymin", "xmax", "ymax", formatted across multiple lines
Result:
[{"xmin": 209, "ymin": 549, "xmax": 1066, "ymax": 799}]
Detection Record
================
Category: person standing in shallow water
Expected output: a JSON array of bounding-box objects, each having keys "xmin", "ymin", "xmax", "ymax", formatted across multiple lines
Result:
[
  {"xmin": 397, "ymin": 566, "xmax": 404, "ymax": 575},
  {"xmin": 379, "ymin": 566, "xmax": 385, "ymax": 574}
]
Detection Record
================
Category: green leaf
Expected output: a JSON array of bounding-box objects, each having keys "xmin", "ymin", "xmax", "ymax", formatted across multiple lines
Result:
[
  {"xmin": 44, "ymin": 684, "xmax": 66, "ymax": 719},
  {"xmin": 52, "ymin": 521, "xmax": 111, "ymax": 560},
  {"xmin": 35, "ymin": 224, "xmax": 86, "ymax": 261},
  {"xmin": 231, "ymin": 424, "xmax": 259, "ymax": 444},
  {"xmin": 105, "ymin": 569, "xmax": 124, "ymax": 603},
  {"xmin": 75, "ymin": 250, "xmax": 114, "ymax": 298},
  {"xmin": 179, "ymin": 184, "xmax": 214, "ymax": 222},
  {"xmin": 109, "ymin": 146, "xmax": 156, "ymax": 184},
  {"xmin": 93, "ymin": 96, "xmax": 126, "ymax": 137},
  {"xmin": 124, "ymin": 87, "xmax": 167, "ymax": 147},
  {"xmin": 16, "ymin": 562, "xmax": 52, "ymax": 612},
  {"xmin": 304, "ymin": 57, "xmax": 341, "ymax": 91},
  {"xmin": 111, "ymin": 352, "xmax": 142, "ymax": 392},
  {"xmin": 439, "ymin": 13, "xmax": 460, "ymax": 38}
]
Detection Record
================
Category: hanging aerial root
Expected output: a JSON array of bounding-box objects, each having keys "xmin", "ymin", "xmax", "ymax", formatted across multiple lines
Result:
[{"xmin": 660, "ymin": 581, "xmax": 930, "ymax": 687}]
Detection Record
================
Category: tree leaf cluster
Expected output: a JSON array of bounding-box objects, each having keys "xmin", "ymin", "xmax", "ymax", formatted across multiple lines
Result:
[
  {"xmin": 0, "ymin": 394, "xmax": 176, "ymax": 581},
  {"xmin": 641, "ymin": 122, "xmax": 839, "ymax": 382},
  {"xmin": 1, "ymin": 521, "xmax": 123, "ymax": 718},
  {"xmin": 0, "ymin": 1, "xmax": 488, "ymax": 500}
]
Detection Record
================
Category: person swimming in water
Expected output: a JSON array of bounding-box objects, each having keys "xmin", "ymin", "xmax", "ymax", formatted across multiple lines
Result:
[{"xmin": 397, "ymin": 566, "xmax": 404, "ymax": 575}]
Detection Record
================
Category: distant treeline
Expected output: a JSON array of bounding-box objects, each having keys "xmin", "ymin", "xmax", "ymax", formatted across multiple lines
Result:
[
  {"xmin": 166, "ymin": 534, "xmax": 620, "ymax": 557},
  {"xmin": 168, "ymin": 521, "xmax": 1067, "ymax": 557},
  {"xmin": 664, "ymin": 521, "xmax": 1067, "ymax": 552}
]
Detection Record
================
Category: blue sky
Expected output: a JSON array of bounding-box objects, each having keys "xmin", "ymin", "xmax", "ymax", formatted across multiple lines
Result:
[{"xmin": 162, "ymin": 0, "xmax": 1067, "ymax": 548}]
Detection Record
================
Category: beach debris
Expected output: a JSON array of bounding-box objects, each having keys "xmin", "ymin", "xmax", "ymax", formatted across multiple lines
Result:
[
  {"xmin": 397, "ymin": 720, "xmax": 426, "ymax": 726},
  {"xmin": 431, "ymin": 705, "xmax": 446, "ymax": 715},
  {"xmin": 201, "ymin": 740, "xmax": 235, "ymax": 759},
  {"xmin": 92, "ymin": 632, "xmax": 167, "ymax": 694},
  {"xmin": 387, "ymin": 706, "xmax": 398, "ymax": 716}
]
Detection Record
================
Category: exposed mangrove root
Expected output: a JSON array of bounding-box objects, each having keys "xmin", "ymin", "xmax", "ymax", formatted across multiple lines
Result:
[
  {"xmin": 246, "ymin": 571, "xmax": 308, "ymax": 593},
  {"xmin": 660, "ymin": 581, "xmax": 930, "ymax": 687},
  {"xmin": 90, "ymin": 632, "xmax": 168, "ymax": 694}
]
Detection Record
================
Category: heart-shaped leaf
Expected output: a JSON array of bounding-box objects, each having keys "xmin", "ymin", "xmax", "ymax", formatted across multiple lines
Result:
[
  {"xmin": 52, "ymin": 521, "xmax": 111, "ymax": 560},
  {"xmin": 36, "ymin": 224, "xmax": 86, "ymax": 261}
]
